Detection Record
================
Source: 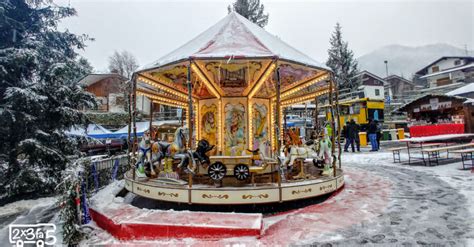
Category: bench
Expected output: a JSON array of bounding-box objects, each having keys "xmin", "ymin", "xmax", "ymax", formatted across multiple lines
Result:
[
  {"xmin": 387, "ymin": 147, "xmax": 405, "ymax": 163},
  {"xmin": 449, "ymin": 148, "xmax": 474, "ymax": 170},
  {"xmin": 421, "ymin": 143, "xmax": 474, "ymax": 166}
]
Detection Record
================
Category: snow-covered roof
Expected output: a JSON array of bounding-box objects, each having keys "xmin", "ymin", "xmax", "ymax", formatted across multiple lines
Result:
[
  {"xmin": 419, "ymin": 63, "xmax": 474, "ymax": 79},
  {"xmin": 66, "ymin": 124, "xmax": 112, "ymax": 136},
  {"xmin": 78, "ymin": 73, "xmax": 128, "ymax": 87},
  {"xmin": 139, "ymin": 12, "xmax": 328, "ymax": 72},
  {"xmin": 446, "ymin": 83, "xmax": 474, "ymax": 96},
  {"xmin": 396, "ymin": 94, "xmax": 468, "ymax": 112}
]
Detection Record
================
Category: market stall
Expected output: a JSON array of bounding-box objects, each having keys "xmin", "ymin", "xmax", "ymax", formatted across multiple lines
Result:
[{"xmin": 398, "ymin": 94, "xmax": 474, "ymax": 137}]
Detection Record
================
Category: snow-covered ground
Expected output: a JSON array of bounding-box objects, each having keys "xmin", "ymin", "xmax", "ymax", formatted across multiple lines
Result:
[{"xmin": 0, "ymin": 149, "xmax": 472, "ymax": 246}]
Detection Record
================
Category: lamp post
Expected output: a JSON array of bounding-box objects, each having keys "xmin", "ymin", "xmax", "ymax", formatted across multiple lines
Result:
[{"xmin": 384, "ymin": 60, "xmax": 389, "ymax": 77}]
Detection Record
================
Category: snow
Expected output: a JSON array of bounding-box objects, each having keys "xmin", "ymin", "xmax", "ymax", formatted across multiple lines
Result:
[
  {"xmin": 66, "ymin": 123, "xmax": 112, "ymax": 137},
  {"xmin": 446, "ymin": 82, "xmax": 474, "ymax": 96},
  {"xmin": 0, "ymin": 197, "xmax": 56, "ymax": 219},
  {"xmin": 89, "ymin": 180, "xmax": 262, "ymax": 229},
  {"xmin": 397, "ymin": 133, "xmax": 474, "ymax": 143},
  {"xmin": 140, "ymin": 12, "xmax": 328, "ymax": 71}
]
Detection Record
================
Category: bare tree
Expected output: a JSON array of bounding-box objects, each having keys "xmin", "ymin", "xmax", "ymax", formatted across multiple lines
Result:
[{"xmin": 108, "ymin": 50, "xmax": 139, "ymax": 79}]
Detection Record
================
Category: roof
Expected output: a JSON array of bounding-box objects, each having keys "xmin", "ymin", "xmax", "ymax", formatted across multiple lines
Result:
[
  {"xmin": 415, "ymin": 56, "xmax": 474, "ymax": 76},
  {"xmin": 78, "ymin": 73, "xmax": 128, "ymax": 87},
  {"xmin": 397, "ymin": 94, "xmax": 468, "ymax": 112},
  {"xmin": 139, "ymin": 12, "xmax": 328, "ymax": 72},
  {"xmin": 352, "ymin": 70, "xmax": 387, "ymax": 85},
  {"xmin": 446, "ymin": 83, "xmax": 474, "ymax": 96},
  {"xmin": 419, "ymin": 63, "xmax": 474, "ymax": 79},
  {"xmin": 66, "ymin": 124, "xmax": 112, "ymax": 136},
  {"xmin": 384, "ymin": 75, "xmax": 415, "ymax": 86}
]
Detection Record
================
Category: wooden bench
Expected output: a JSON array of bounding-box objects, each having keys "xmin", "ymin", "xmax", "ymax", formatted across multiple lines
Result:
[
  {"xmin": 421, "ymin": 143, "xmax": 474, "ymax": 166},
  {"xmin": 387, "ymin": 147, "xmax": 405, "ymax": 163},
  {"xmin": 450, "ymin": 148, "xmax": 474, "ymax": 170}
]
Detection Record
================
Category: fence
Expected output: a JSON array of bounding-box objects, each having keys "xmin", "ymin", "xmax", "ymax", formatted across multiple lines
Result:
[{"xmin": 83, "ymin": 154, "xmax": 129, "ymax": 193}]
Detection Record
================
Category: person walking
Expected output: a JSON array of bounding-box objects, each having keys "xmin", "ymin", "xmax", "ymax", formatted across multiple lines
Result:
[
  {"xmin": 343, "ymin": 121, "xmax": 349, "ymax": 152},
  {"xmin": 368, "ymin": 119, "xmax": 378, "ymax": 151},
  {"xmin": 344, "ymin": 121, "xmax": 356, "ymax": 152},
  {"xmin": 351, "ymin": 119, "xmax": 361, "ymax": 152},
  {"xmin": 376, "ymin": 120, "xmax": 382, "ymax": 151}
]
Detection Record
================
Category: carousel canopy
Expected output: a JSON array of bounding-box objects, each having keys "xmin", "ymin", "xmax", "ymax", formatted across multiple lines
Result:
[
  {"xmin": 135, "ymin": 12, "xmax": 332, "ymax": 105},
  {"xmin": 140, "ymin": 12, "xmax": 327, "ymax": 71}
]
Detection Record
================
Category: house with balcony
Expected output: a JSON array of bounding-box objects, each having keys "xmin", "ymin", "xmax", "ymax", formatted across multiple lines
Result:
[{"xmin": 414, "ymin": 56, "xmax": 474, "ymax": 88}]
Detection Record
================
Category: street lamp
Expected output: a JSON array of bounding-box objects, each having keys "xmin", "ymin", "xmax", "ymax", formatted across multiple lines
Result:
[{"xmin": 384, "ymin": 60, "xmax": 389, "ymax": 78}]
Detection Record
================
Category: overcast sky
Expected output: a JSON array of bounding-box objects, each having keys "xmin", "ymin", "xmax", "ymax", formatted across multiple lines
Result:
[{"xmin": 57, "ymin": 0, "xmax": 473, "ymax": 72}]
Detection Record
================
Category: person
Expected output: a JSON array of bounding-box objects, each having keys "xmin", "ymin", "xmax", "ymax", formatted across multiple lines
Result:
[
  {"xmin": 376, "ymin": 120, "xmax": 382, "ymax": 150},
  {"xmin": 368, "ymin": 119, "xmax": 378, "ymax": 151},
  {"xmin": 342, "ymin": 121, "xmax": 349, "ymax": 151},
  {"xmin": 351, "ymin": 119, "xmax": 361, "ymax": 152},
  {"xmin": 344, "ymin": 121, "xmax": 355, "ymax": 152}
]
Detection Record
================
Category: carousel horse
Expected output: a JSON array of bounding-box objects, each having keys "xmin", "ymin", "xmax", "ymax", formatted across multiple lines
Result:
[
  {"xmin": 158, "ymin": 127, "xmax": 189, "ymax": 178},
  {"xmin": 135, "ymin": 131, "xmax": 154, "ymax": 178},
  {"xmin": 179, "ymin": 139, "xmax": 215, "ymax": 173},
  {"xmin": 282, "ymin": 129, "xmax": 319, "ymax": 179},
  {"xmin": 318, "ymin": 132, "xmax": 333, "ymax": 176}
]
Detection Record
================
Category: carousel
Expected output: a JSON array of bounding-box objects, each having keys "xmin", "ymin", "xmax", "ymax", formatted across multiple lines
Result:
[{"xmin": 125, "ymin": 12, "xmax": 344, "ymax": 206}]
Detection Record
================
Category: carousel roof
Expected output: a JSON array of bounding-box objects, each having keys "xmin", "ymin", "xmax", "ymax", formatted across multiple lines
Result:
[{"xmin": 140, "ymin": 12, "xmax": 327, "ymax": 71}]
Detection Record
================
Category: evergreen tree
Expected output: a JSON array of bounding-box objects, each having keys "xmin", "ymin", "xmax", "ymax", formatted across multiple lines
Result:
[
  {"xmin": 0, "ymin": 0, "xmax": 96, "ymax": 200},
  {"xmin": 228, "ymin": 0, "xmax": 269, "ymax": 28},
  {"xmin": 326, "ymin": 23, "xmax": 358, "ymax": 90}
]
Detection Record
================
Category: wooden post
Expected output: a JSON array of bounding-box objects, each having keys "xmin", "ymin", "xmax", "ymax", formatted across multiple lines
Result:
[
  {"xmin": 132, "ymin": 76, "xmax": 138, "ymax": 180},
  {"xmin": 186, "ymin": 62, "xmax": 193, "ymax": 150},
  {"xmin": 276, "ymin": 65, "xmax": 282, "ymax": 202},
  {"xmin": 328, "ymin": 76, "xmax": 337, "ymax": 177},
  {"xmin": 149, "ymin": 100, "xmax": 153, "ymax": 139},
  {"xmin": 127, "ymin": 79, "xmax": 133, "ymax": 179},
  {"xmin": 314, "ymin": 96, "xmax": 319, "ymax": 134},
  {"xmin": 333, "ymin": 74, "xmax": 342, "ymax": 169}
]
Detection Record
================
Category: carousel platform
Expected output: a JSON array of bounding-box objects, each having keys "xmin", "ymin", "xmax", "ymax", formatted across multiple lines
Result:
[{"xmin": 124, "ymin": 169, "xmax": 344, "ymax": 205}]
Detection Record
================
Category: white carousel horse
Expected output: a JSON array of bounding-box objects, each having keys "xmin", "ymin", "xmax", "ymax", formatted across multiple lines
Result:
[
  {"xmin": 159, "ymin": 127, "xmax": 189, "ymax": 178},
  {"xmin": 318, "ymin": 135, "xmax": 333, "ymax": 176},
  {"xmin": 135, "ymin": 131, "xmax": 154, "ymax": 178}
]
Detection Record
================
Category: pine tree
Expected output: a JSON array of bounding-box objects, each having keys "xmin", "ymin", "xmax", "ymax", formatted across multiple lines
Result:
[
  {"xmin": 0, "ymin": 0, "xmax": 96, "ymax": 200},
  {"xmin": 228, "ymin": 0, "xmax": 269, "ymax": 28},
  {"xmin": 326, "ymin": 23, "xmax": 358, "ymax": 90}
]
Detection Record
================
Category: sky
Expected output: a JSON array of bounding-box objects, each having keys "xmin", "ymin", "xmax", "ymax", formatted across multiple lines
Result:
[{"xmin": 57, "ymin": 0, "xmax": 474, "ymax": 72}]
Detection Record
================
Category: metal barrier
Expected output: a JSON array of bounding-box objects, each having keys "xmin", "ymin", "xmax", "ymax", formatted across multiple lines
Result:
[{"xmin": 84, "ymin": 154, "xmax": 129, "ymax": 192}]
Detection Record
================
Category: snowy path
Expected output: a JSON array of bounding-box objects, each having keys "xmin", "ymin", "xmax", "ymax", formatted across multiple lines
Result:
[
  {"xmin": 314, "ymin": 151, "xmax": 474, "ymax": 245},
  {"xmin": 0, "ymin": 197, "xmax": 59, "ymax": 244}
]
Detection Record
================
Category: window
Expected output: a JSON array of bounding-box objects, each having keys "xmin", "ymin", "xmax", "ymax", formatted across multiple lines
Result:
[
  {"xmin": 454, "ymin": 60, "xmax": 461, "ymax": 66},
  {"xmin": 375, "ymin": 89, "xmax": 380, "ymax": 96},
  {"xmin": 432, "ymin": 66, "xmax": 440, "ymax": 73}
]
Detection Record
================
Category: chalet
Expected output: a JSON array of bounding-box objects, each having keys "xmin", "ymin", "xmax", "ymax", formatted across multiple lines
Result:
[
  {"xmin": 414, "ymin": 56, "xmax": 474, "ymax": 88},
  {"xmin": 78, "ymin": 73, "xmax": 128, "ymax": 113},
  {"xmin": 384, "ymin": 75, "xmax": 415, "ymax": 100},
  {"xmin": 349, "ymin": 70, "xmax": 386, "ymax": 100}
]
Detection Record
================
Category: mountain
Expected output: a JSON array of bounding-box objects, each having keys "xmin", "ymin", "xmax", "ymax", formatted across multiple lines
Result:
[{"xmin": 357, "ymin": 43, "xmax": 473, "ymax": 80}]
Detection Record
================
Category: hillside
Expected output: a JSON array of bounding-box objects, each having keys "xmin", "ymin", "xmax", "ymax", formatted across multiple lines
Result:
[{"xmin": 357, "ymin": 43, "xmax": 473, "ymax": 79}]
